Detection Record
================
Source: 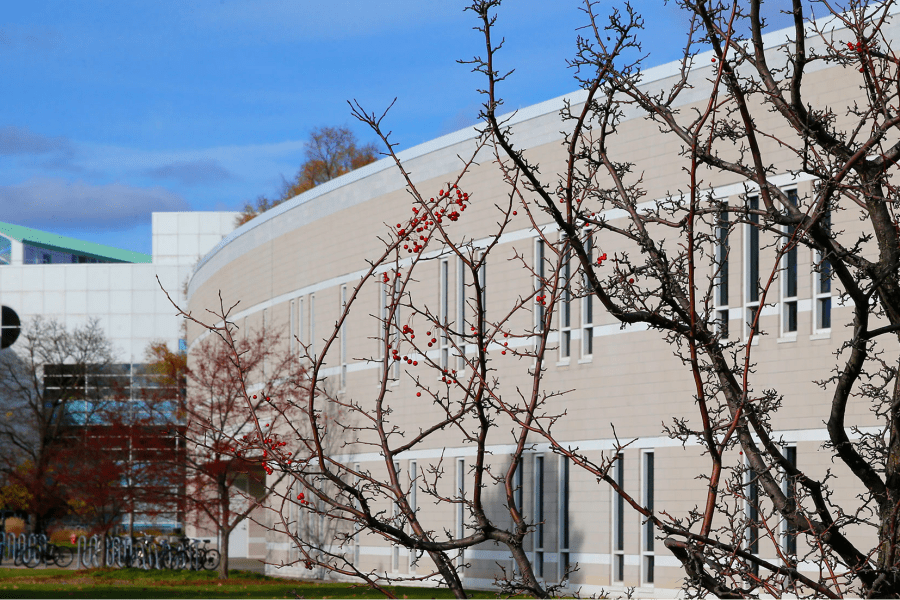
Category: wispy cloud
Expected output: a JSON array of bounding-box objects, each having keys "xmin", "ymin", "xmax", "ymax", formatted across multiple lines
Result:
[
  {"xmin": 0, "ymin": 177, "xmax": 190, "ymax": 230},
  {"xmin": 144, "ymin": 158, "xmax": 235, "ymax": 186},
  {"xmin": 0, "ymin": 126, "xmax": 73, "ymax": 156}
]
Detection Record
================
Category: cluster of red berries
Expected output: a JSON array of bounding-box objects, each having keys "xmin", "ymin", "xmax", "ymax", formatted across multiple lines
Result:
[
  {"xmin": 848, "ymin": 41, "xmax": 870, "ymax": 72},
  {"xmin": 393, "ymin": 186, "xmax": 471, "ymax": 255},
  {"xmin": 387, "ymin": 343, "xmax": 418, "ymax": 366},
  {"xmin": 536, "ymin": 294, "xmax": 548, "ymax": 306},
  {"xmin": 596, "ymin": 252, "xmax": 608, "ymax": 266},
  {"xmin": 296, "ymin": 491, "xmax": 310, "ymax": 506},
  {"xmin": 440, "ymin": 369, "xmax": 457, "ymax": 384},
  {"xmin": 231, "ymin": 410, "xmax": 296, "ymax": 476}
]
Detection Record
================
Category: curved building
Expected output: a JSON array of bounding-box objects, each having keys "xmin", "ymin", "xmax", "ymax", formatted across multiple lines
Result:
[{"xmin": 186, "ymin": 15, "xmax": 890, "ymax": 596}]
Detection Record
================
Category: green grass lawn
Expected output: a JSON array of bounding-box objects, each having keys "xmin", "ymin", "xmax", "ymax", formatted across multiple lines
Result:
[{"xmin": 0, "ymin": 567, "xmax": 505, "ymax": 599}]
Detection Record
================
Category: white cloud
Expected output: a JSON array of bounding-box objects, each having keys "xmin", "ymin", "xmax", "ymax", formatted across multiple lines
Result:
[{"xmin": 0, "ymin": 177, "xmax": 190, "ymax": 230}]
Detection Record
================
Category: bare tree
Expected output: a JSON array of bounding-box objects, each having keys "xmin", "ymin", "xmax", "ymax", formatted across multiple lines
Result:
[
  {"xmin": 467, "ymin": 0, "xmax": 900, "ymax": 597},
  {"xmin": 182, "ymin": 1, "xmax": 900, "ymax": 597},
  {"xmin": 0, "ymin": 317, "xmax": 116, "ymax": 535}
]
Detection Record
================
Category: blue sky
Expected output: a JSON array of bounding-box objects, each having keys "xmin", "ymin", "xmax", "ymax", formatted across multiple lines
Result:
[{"xmin": 0, "ymin": 1, "xmax": 795, "ymax": 256}]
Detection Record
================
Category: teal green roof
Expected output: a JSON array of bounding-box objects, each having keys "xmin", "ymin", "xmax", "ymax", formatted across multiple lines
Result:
[{"xmin": 0, "ymin": 221, "xmax": 152, "ymax": 264}]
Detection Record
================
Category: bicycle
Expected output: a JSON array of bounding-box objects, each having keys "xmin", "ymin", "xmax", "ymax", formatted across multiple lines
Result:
[{"xmin": 25, "ymin": 542, "xmax": 73, "ymax": 568}]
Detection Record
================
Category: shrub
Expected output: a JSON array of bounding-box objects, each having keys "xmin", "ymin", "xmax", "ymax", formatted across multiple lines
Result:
[{"xmin": 3, "ymin": 517, "xmax": 25, "ymax": 536}]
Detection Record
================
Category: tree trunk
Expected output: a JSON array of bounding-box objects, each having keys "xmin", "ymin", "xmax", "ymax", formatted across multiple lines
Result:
[
  {"xmin": 218, "ymin": 477, "xmax": 229, "ymax": 580},
  {"xmin": 509, "ymin": 543, "xmax": 548, "ymax": 598},
  {"xmin": 219, "ymin": 526, "xmax": 230, "ymax": 579},
  {"xmin": 427, "ymin": 550, "xmax": 467, "ymax": 599},
  {"xmin": 873, "ymin": 370, "xmax": 900, "ymax": 597}
]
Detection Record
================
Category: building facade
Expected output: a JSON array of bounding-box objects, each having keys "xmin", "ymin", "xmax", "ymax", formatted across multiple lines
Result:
[
  {"xmin": 0, "ymin": 212, "xmax": 238, "ymax": 533},
  {"xmin": 184, "ymin": 16, "xmax": 896, "ymax": 598}
]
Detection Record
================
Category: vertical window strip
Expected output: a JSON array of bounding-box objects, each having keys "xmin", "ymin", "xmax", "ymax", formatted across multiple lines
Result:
[
  {"xmin": 309, "ymin": 294, "xmax": 316, "ymax": 361},
  {"xmin": 534, "ymin": 454, "xmax": 545, "ymax": 579},
  {"xmin": 262, "ymin": 309, "xmax": 268, "ymax": 378},
  {"xmin": 340, "ymin": 285, "xmax": 347, "ymax": 390},
  {"xmin": 393, "ymin": 278, "xmax": 401, "ymax": 380},
  {"xmin": 715, "ymin": 206, "xmax": 730, "ymax": 338},
  {"xmin": 409, "ymin": 460, "xmax": 418, "ymax": 573},
  {"xmin": 745, "ymin": 459, "xmax": 760, "ymax": 576},
  {"xmin": 456, "ymin": 458, "xmax": 465, "ymax": 570},
  {"xmin": 613, "ymin": 453, "xmax": 625, "ymax": 582},
  {"xmin": 392, "ymin": 461, "xmax": 401, "ymax": 572},
  {"xmin": 558, "ymin": 455, "xmax": 570, "ymax": 582},
  {"xmin": 535, "ymin": 238, "xmax": 546, "ymax": 350},
  {"xmin": 457, "ymin": 256, "xmax": 467, "ymax": 371},
  {"xmin": 642, "ymin": 451, "xmax": 655, "ymax": 585},
  {"xmin": 814, "ymin": 210, "xmax": 833, "ymax": 332},
  {"xmin": 378, "ymin": 283, "xmax": 386, "ymax": 379},
  {"xmin": 782, "ymin": 190, "xmax": 799, "ymax": 335},
  {"xmin": 559, "ymin": 235, "xmax": 571, "ymax": 360},
  {"xmin": 298, "ymin": 297, "xmax": 305, "ymax": 359},
  {"xmin": 782, "ymin": 446, "xmax": 798, "ymax": 556},
  {"xmin": 440, "ymin": 259, "xmax": 450, "ymax": 370},
  {"xmin": 512, "ymin": 459, "xmax": 524, "ymax": 577},
  {"xmin": 745, "ymin": 196, "xmax": 761, "ymax": 338},
  {"xmin": 477, "ymin": 252, "xmax": 487, "ymax": 337},
  {"xmin": 581, "ymin": 232, "xmax": 593, "ymax": 357},
  {"xmin": 290, "ymin": 300, "xmax": 296, "ymax": 355},
  {"xmin": 353, "ymin": 462, "xmax": 361, "ymax": 567}
]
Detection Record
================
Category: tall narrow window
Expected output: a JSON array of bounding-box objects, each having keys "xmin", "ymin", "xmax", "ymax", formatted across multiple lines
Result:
[
  {"xmin": 535, "ymin": 238, "xmax": 546, "ymax": 350},
  {"xmin": 298, "ymin": 297, "xmax": 305, "ymax": 359},
  {"xmin": 782, "ymin": 190, "xmax": 799, "ymax": 335},
  {"xmin": 558, "ymin": 456, "xmax": 570, "ymax": 582},
  {"xmin": 440, "ymin": 259, "xmax": 450, "ymax": 370},
  {"xmin": 456, "ymin": 458, "xmax": 466, "ymax": 570},
  {"xmin": 745, "ymin": 460, "xmax": 759, "ymax": 576},
  {"xmin": 559, "ymin": 235, "xmax": 571, "ymax": 360},
  {"xmin": 290, "ymin": 300, "xmax": 296, "ymax": 355},
  {"xmin": 309, "ymin": 294, "xmax": 316, "ymax": 360},
  {"xmin": 715, "ymin": 206, "xmax": 730, "ymax": 338},
  {"xmin": 512, "ymin": 458, "xmax": 524, "ymax": 577},
  {"xmin": 782, "ymin": 446, "xmax": 797, "ymax": 556},
  {"xmin": 477, "ymin": 252, "xmax": 487, "ymax": 337},
  {"xmin": 262, "ymin": 309, "xmax": 268, "ymax": 377},
  {"xmin": 340, "ymin": 285, "xmax": 348, "ymax": 390},
  {"xmin": 534, "ymin": 454, "xmax": 545, "ymax": 579},
  {"xmin": 392, "ymin": 461, "xmax": 401, "ymax": 572},
  {"xmin": 642, "ymin": 451, "xmax": 655, "ymax": 585},
  {"xmin": 457, "ymin": 256, "xmax": 467, "ymax": 371},
  {"xmin": 745, "ymin": 196, "xmax": 761, "ymax": 338},
  {"xmin": 409, "ymin": 460, "xmax": 418, "ymax": 573},
  {"xmin": 581, "ymin": 232, "xmax": 594, "ymax": 357},
  {"xmin": 613, "ymin": 453, "xmax": 625, "ymax": 582},
  {"xmin": 513, "ymin": 459, "xmax": 524, "ymax": 516},
  {"xmin": 353, "ymin": 463, "xmax": 361, "ymax": 566},
  {"xmin": 379, "ymin": 282, "xmax": 387, "ymax": 380},
  {"xmin": 814, "ymin": 210, "xmax": 832, "ymax": 333},
  {"xmin": 393, "ymin": 278, "xmax": 401, "ymax": 380}
]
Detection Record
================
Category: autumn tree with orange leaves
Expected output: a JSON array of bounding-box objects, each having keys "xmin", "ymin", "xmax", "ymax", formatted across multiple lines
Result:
[{"xmin": 235, "ymin": 126, "xmax": 378, "ymax": 227}]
